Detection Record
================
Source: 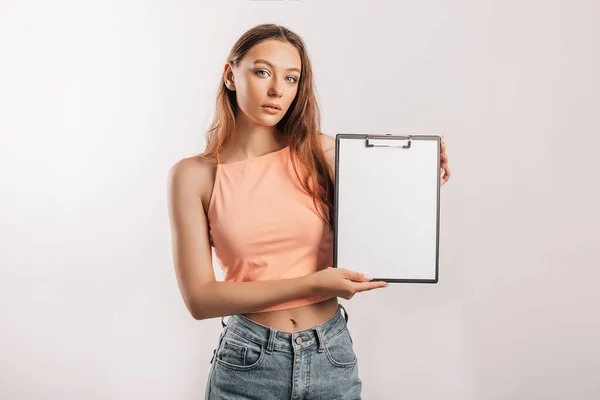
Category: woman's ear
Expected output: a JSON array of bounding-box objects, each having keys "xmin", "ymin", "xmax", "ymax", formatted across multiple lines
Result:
[
  {"xmin": 223, "ymin": 64, "xmax": 236, "ymax": 91},
  {"xmin": 225, "ymin": 79, "xmax": 235, "ymax": 91}
]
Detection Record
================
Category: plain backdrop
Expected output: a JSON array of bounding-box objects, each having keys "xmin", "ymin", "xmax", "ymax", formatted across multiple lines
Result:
[{"xmin": 1, "ymin": 0, "xmax": 599, "ymax": 399}]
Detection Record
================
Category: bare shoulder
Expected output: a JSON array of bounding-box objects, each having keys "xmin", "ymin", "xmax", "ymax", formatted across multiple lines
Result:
[
  {"xmin": 319, "ymin": 132, "xmax": 336, "ymax": 177},
  {"xmin": 168, "ymin": 153, "xmax": 218, "ymax": 214},
  {"xmin": 320, "ymin": 132, "xmax": 335, "ymax": 153}
]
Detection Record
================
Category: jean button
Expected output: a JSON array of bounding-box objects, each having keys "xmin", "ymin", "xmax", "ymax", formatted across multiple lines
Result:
[{"xmin": 295, "ymin": 337, "xmax": 303, "ymax": 344}]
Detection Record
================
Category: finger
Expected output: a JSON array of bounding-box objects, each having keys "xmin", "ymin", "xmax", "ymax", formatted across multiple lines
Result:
[
  {"xmin": 442, "ymin": 167, "xmax": 450, "ymax": 184},
  {"xmin": 363, "ymin": 282, "xmax": 389, "ymax": 291},
  {"xmin": 353, "ymin": 281, "xmax": 388, "ymax": 292},
  {"xmin": 345, "ymin": 269, "xmax": 372, "ymax": 282}
]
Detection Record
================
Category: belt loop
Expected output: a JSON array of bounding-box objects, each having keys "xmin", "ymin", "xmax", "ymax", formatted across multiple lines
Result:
[
  {"xmin": 339, "ymin": 304, "xmax": 348, "ymax": 323},
  {"xmin": 219, "ymin": 326, "xmax": 228, "ymax": 345},
  {"xmin": 314, "ymin": 325, "xmax": 325, "ymax": 353},
  {"xmin": 265, "ymin": 327, "xmax": 277, "ymax": 354}
]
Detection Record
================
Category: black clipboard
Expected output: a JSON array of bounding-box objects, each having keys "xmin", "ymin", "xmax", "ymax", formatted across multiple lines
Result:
[{"xmin": 333, "ymin": 133, "xmax": 441, "ymax": 283}]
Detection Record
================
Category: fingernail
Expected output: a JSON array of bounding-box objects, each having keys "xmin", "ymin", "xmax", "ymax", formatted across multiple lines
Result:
[{"xmin": 364, "ymin": 274, "xmax": 372, "ymax": 280}]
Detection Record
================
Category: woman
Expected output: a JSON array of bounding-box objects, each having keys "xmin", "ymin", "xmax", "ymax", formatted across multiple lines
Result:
[{"xmin": 168, "ymin": 23, "xmax": 451, "ymax": 400}]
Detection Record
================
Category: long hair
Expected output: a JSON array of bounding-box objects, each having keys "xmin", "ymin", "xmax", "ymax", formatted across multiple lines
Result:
[{"xmin": 197, "ymin": 23, "xmax": 335, "ymax": 230}]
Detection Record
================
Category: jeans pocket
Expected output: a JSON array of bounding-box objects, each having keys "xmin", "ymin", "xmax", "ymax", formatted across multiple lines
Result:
[
  {"xmin": 215, "ymin": 329, "xmax": 265, "ymax": 371},
  {"xmin": 324, "ymin": 328, "xmax": 358, "ymax": 368}
]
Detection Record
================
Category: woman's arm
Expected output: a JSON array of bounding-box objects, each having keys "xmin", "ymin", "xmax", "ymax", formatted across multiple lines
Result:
[
  {"xmin": 192, "ymin": 278, "xmax": 315, "ymax": 320},
  {"xmin": 167, "ymin": 158, "xmax": 316, "ymax": 320}
]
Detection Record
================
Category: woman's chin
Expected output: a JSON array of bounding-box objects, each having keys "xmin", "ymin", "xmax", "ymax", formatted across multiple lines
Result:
[{"xmin": 255, "ymin": 115, "xmax": 281, "ymax": 126}]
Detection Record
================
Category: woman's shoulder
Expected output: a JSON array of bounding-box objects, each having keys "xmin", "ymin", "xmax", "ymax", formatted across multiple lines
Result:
[
  {"xmin": 169, "ymin": 152, "xmax": 217, "ymax": 182},
  {"xmin": 319, "ymin": 132, "xmax": 335, "ymax": 177},
  {"xmin": 320, "ymin": 132, "xmax": 335, "ymax": 152},
  {"xmin": 168, "ymin": 152, "xmax": 218, "ymax": 214}
]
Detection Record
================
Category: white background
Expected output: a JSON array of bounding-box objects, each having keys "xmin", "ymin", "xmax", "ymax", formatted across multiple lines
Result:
[{"xmin": 1, "ymin": 0, "xmax": 599, "ymax": 399}]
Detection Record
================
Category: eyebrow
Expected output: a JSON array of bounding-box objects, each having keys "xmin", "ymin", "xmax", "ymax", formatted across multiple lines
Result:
[{"xmin": 252, "ymin": 59, "xmax": 301, "ymax": 73}]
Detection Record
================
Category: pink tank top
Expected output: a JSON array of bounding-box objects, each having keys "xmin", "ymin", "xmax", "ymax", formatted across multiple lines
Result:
[{"xmin": 207, "ymin": 144, "xmax": 335, "ymax": 313}]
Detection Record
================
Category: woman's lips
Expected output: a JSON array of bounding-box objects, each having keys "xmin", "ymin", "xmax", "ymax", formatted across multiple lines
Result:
[{"xmin": 262, "ymin": 106, "xmax": 280, "ymax": 113}]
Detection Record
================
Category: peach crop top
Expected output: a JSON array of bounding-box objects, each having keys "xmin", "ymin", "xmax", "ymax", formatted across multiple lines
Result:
[{"xmin": 207, "ymin": 144, "xmax": 335, "ymax": 313}]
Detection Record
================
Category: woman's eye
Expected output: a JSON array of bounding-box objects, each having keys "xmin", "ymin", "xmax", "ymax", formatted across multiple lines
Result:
[{"xmin": 255, "ymin": 70, "xmax": 297, "ymax": 84}]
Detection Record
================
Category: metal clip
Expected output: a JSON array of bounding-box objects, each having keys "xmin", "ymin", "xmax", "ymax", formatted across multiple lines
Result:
[{"xmin": 366, "ymin": 134, "xmax": 412, "ymax": 149}]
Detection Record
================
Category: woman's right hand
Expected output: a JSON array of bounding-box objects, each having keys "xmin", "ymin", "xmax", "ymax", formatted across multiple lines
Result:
[{"xmin": 309, "ymin": 267, "xmax": 389, "ymax": 300}]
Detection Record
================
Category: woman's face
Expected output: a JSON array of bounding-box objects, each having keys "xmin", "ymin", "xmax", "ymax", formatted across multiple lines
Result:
[{"xmin": 225, "ymin": 39, "xmax": 302, "ymax": 127}]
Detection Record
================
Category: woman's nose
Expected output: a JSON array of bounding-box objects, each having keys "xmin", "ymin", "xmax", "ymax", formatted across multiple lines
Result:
[{"xmin": 268, "ymin": 81, "xmax": 284, "ymax": 96}]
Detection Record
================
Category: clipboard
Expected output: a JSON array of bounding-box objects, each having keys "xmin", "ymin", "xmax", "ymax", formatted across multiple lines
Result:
[{"xmin": 333, "ymin": 133, "xmax": 441, "ymax": 283}]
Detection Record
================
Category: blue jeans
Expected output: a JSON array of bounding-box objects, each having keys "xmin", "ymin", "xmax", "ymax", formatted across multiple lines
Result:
[{"xmin": 205, "ymin": 304, "xmax": 362, "ymax": 399}]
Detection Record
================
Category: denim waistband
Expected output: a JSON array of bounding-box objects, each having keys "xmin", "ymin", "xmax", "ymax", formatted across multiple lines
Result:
[{"xmin": 218, "ymin": 304, "xmax": 349, "ymax": 355}]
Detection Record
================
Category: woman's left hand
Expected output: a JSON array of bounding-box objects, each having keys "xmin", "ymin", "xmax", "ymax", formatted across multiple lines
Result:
[{"xmin": 440, "ymin": 135, "xmax": 451, "ymax": 186}]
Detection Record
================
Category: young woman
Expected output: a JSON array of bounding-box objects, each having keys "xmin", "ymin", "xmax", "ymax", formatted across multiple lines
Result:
[{"xmin": 168, "ymin": 23, "xmax": 451, "ymax": 400}]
